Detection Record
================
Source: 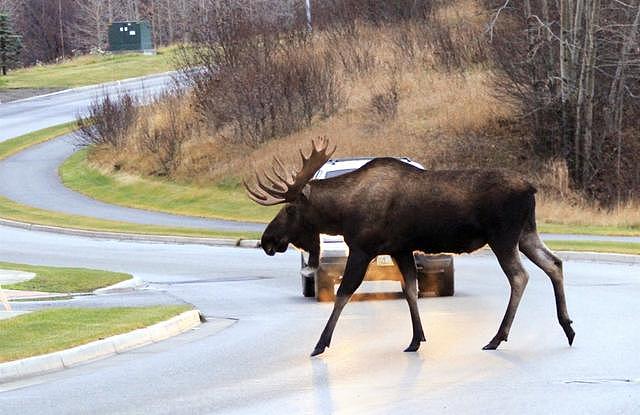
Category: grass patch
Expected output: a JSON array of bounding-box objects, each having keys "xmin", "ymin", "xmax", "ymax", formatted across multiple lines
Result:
[
  {"xmin": 61, "ymin": 149, "xmax": 277, "ymax": 223},
  {"xmin": 0, "ymin": 126, "xmax": 260, "ymax": 240},
  {"xmin": 546, "ymin": 240, "xmax": 640, "ymax": 255},
  {"xmin": 0, "ymin": 262, "xmax": 131, "ymax": 293},
  {"xmin": 0, "ymin": 48, "xmax": 175, "ymax": 90},
  {"xmin": 538, "ymin": 222, "xmax": 640, "ymax": 237},
  {"xmin": 0, "ymin": 306, "xmax": 191, "ymax": 363}
]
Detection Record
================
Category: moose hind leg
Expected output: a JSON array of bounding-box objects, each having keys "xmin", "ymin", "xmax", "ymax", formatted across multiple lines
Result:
[
  {"xmin": 483, "ymin": 243, "xmax": 530, "ymax": 350},
  {"xmin": 310, "ymin": 250, "xmax": 371, "ymax": 357},
  {"xmin": 519, "ymin": 231, "xmax": 575, "ymax": 346},
  {"xmin": 395, "ymin": 252, "xmax": 426, "ymax": 352}
]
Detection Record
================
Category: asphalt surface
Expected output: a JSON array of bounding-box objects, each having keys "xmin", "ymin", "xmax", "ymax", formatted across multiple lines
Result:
[
  {"xmin": 0, "ymin": 225, "xmax": 638, "ymax": 414},
  {"xmin": 0, "ymin": 73, "xmax": 175, "ymax": 142},
  {"xmin": 0, "ymin": 134, "xmax": 264, "ymax": 233}
]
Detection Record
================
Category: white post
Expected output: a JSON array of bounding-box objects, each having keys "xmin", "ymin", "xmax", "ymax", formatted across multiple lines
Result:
[{"xmin": 305, "ymin": 0, "xmax": 312, "ymax": 31}]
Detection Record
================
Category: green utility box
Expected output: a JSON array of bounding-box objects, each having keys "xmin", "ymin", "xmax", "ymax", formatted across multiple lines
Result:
[{"xmin": 108, "ymin": 21, "xmax": 154, "ymax": 53}]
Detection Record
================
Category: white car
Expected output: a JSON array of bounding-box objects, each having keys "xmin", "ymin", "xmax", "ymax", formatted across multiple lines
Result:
[{"xmin": 300, "ymin": 157, "xmax": 455, "ymax": 301}]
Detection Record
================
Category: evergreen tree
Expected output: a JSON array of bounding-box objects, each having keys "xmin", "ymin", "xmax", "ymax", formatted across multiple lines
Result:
[{"xmin": 0, "ymin": 13, "xmax": 22, "ymax": 76}]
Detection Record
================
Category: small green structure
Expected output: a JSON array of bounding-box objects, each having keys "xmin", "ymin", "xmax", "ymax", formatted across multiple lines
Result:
[{"xmin": 108, "ymin": 21, "xmax": 154, "ymax": 54}]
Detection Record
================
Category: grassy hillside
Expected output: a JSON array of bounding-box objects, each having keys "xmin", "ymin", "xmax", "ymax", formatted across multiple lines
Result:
[{"xmin": 72, "ymin": 1, "xmax": 640, "ymax": 236}]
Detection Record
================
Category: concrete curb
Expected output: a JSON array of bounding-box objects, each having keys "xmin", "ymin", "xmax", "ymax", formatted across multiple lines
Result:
[
  {"xmin": 0, "ymin": 309, "xmax": 202, "ymax": 384},
  {"xmin": 0, "ymin": 216, "xmax": 262, "ymax": 248},
  {"xmin": 94, "ymin": 276, "xmax": 146, "ymax": 294}
]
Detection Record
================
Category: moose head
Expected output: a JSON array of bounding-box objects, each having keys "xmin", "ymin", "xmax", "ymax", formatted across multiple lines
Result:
[{"xmin": 244, "ymin": 137, "xmax": 336, "ymax": 257}]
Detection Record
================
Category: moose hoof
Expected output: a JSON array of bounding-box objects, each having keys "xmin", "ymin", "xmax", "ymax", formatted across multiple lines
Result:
[
  {"xmin": 482, "ymin": 335, "xmax": 505, "ymax": 350},
  {"xmin": 563, "ymin": 323, "xmax": 575, "ymax": 346},
  {"xmin": 403, "ymin": 341, "xmax": 421, "ymax": 353},
  {"xmin": 310, "ymin": 345, "xmax": 327, "ymax": 357}
]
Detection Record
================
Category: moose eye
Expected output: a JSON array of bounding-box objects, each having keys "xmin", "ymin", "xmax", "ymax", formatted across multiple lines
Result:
[{"xmin": 285, "ymin": 205, "xmax": 296, "ymax": 216}]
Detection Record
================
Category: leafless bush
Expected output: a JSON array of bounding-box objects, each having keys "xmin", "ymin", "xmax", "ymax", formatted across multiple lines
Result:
[
  {"xmin": 325, "ymin": 25, "xmax": 376, "ymax": 76},
  {"xmin": 370, "ymin": 77, "xmax": 399, "ymax": 121},
  {"xmin": 312, "ymin": 0, "xmax": 433, "ymax": 28},
  {"xmin": 178, "ymin": 5, "xmax": 344, "ymax": 146},
  {"xmin": 76, "ymin": 92, "xmax": 138, "ymax": 149},
  {"xmin": 391, "ymin": 16, "xmax": 488, "ymax": 71}
]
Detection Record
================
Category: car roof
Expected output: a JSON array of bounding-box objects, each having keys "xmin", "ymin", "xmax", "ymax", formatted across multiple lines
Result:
[{"xmin": 315, "ymin": 157, "xmax": 424, "ymax": 178}]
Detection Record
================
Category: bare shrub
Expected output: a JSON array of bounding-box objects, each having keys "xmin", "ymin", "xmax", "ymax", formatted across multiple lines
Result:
[
  {"xmin": 76, "ymin": 92, "xmax": 138, "ymax": 149},
  {"xmin": 312, "ymin": 0, "xmax": 433, "ymax": 28},
  {"xmin": 324, "ymin": 25, "xmax": 376, "ymax": 76},
  {"xmin": 178, "ymin": 5, "xmax": 345, "ymax": 146},
  {"xmin": 369, "ymin": 76, "xmax": 399, "ymax": 121},
  {"xmin": 137, "ymin": 94, "xmax": 191, "ymax": 177},
  {"xmin": 391, "ymin": 15, "xmax": 488, "ymax": 71}
]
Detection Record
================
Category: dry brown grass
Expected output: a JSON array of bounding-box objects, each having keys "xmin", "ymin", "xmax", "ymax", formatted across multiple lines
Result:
[
  {"xmin": 537, "ymin": 197, "xmax": 640, "ymax": 229},
  {"xmin": 90, "ymin": 11, "xmax": 505, "ymax": 183}
]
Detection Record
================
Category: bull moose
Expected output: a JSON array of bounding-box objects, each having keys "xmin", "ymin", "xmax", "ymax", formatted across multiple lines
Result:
[{"xmin": 245, "ymin": 138, "xmax": 575, "ymax": 356}]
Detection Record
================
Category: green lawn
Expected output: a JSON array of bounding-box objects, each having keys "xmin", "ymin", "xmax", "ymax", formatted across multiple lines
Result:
[
  {"xmin": 61, "ymin": 149, "xmax": 278, "ymax": 223},
  {"xmin": 538, "ymin": 222, "xmax": 640, "ymax": 237},
  {"xmin": 0, "ymin": 126, "xmax": 260, "ymax": 240},
  {"xmin": 0, "ymin": 48, "xmax": 175, "ymax": 90},
  {"xmin": 0, "ymin": 306, "xmax": 191, "ymax": 363},
  {"xmin": 1, "ymin": 262, "xmax": 131, "ymax": 293},
  {"xmin": 546, "ymin": 240, "xmax": 640, "ymax": 255}
]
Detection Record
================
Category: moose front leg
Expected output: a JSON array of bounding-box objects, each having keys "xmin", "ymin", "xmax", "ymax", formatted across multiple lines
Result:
[
  {"xmin": 311, "ymin": 249, "xmax": 371, "ymax": 357},
  {"xmin": 483, "ymin": 243, "xmax": 530, "ymax": 350},
  {"xmin": 395, "ymin": 251, "xmax": 426, "ymax": 352}
]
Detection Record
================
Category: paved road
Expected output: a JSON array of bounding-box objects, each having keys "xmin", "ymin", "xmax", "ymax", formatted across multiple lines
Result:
[
  {"xmin": 0, "ymin": 73, "xmax": 175, "ymax": 142},
  {"xmin": 0, "ymin": 134, "xmax": 264, "ymax": 233},
  {"xmin": 0, "ymin": 225, "xmax": 638, "ymax": 414}
]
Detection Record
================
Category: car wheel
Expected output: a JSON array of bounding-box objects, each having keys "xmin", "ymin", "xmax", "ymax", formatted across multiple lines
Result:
[
  {"xmin": 416, "ymin": 254, "xmax": 454, "ymax": 297},
  {"xmin": 302, "ymin": 275, "xmax": 315, "ymax": 297},
  {"xmin": 315, "ymin": 267, "xmax": 335, "ymax": 302}
]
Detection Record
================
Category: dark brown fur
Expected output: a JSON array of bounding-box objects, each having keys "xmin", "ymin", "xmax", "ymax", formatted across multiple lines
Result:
[{"xmin": 260, "ymin": 158, "xmax": 575, "ymax": 355}]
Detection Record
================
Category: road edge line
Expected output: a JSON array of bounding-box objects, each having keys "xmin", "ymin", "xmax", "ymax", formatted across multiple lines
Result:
[{"xmin": 0, "ymin": 309, "xmax": 202, "ymax": 384}]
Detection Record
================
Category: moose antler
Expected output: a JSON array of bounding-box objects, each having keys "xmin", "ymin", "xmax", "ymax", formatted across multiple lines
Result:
[{"xmin": 244, "ymin": 137, "xmax": 336, "ymax": 206}]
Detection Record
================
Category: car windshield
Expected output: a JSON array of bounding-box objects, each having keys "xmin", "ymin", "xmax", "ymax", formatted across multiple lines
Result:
[{"xmin": 324, "ymin": 168, "xmax": 356, "ymax": 179}]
